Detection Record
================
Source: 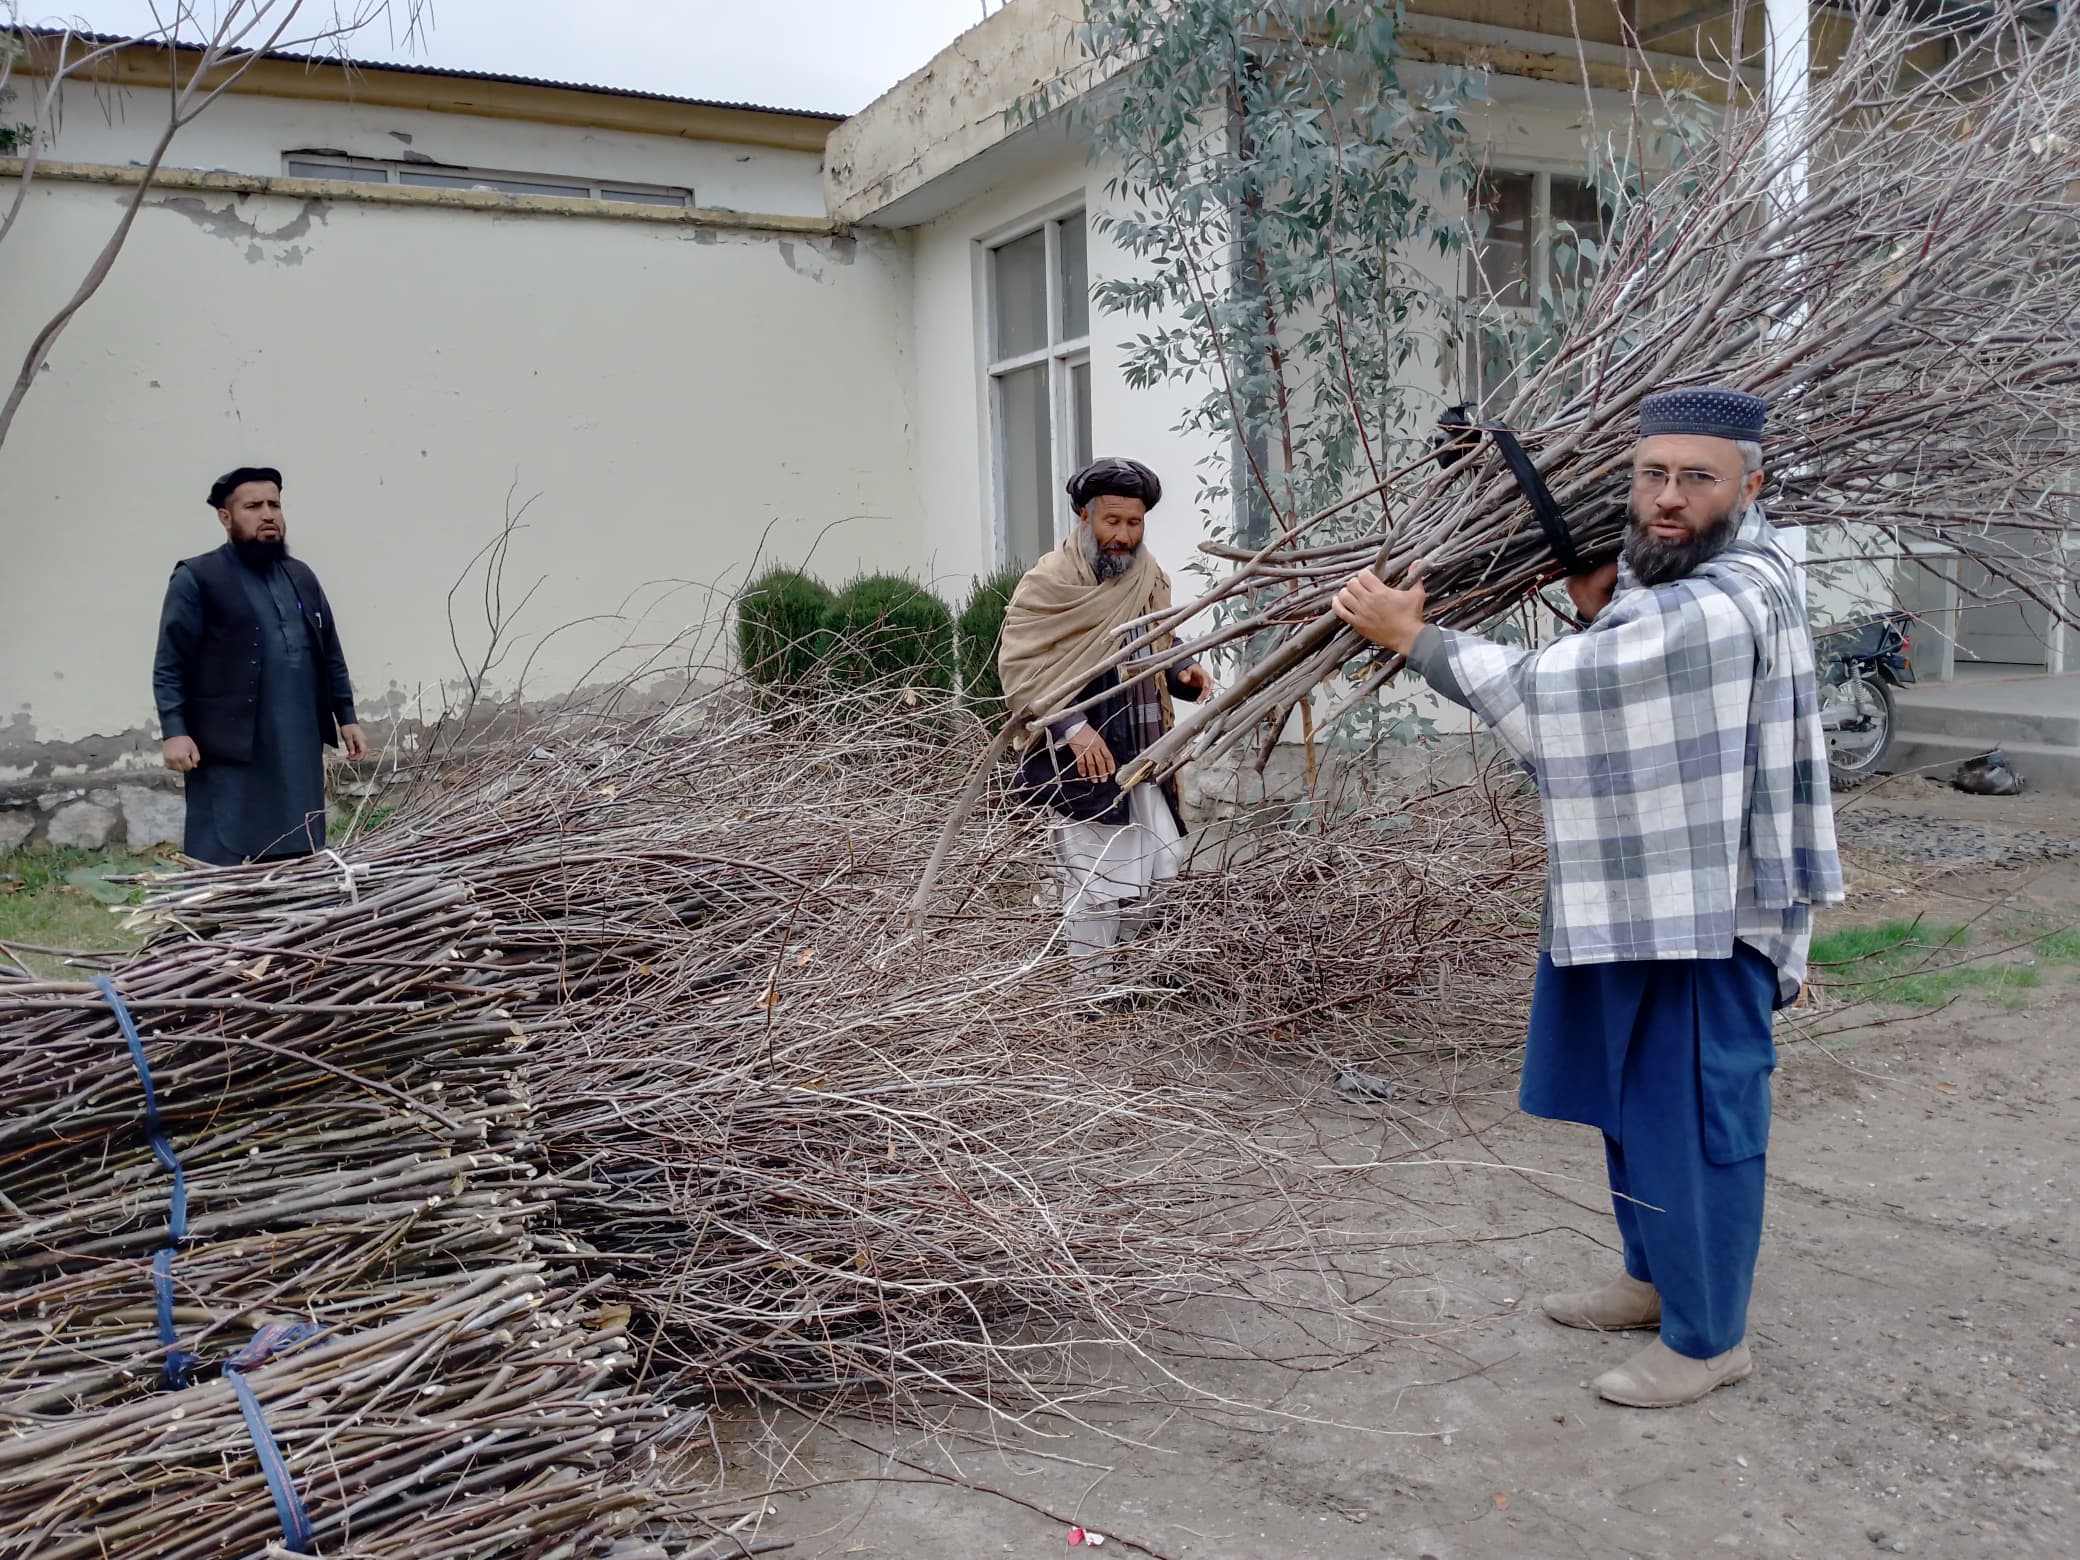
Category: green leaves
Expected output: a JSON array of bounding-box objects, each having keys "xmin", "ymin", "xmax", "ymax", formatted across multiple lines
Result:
[
  {"xmin": 953, "ymin": 567, "xmax": 1025, "ymax": 716},
  {"xmin": 1041, "ymin": 1, "xmax": 1486, "ymax": 542},
  {"xmin": 1012, "ymin": 3, "xmax": 1689, "ymax": 755},
  {"xmin": 737, "ymin": 568, "xmax": 836, "ymax": 692}
]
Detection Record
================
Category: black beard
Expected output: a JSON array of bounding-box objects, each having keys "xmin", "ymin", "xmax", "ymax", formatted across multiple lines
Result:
[
  {"xmin": 1622, "ymin": 508, "xmax": 1740, "ymax": 587},
  {"xmin": 232, "ymin": 537, "xmax": 288, "ymax": 570},
  {"xmin": 1083, "ymin": 529, "xmax": 1141, "ymax": 582}
]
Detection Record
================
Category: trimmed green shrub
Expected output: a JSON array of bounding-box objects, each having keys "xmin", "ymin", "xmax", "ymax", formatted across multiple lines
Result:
[
  {"xmin": 737, "ymin": 568, "xmax": 835, "ymax": 689},
  {"xmin": 818, "ymin": 574, "xmax": 955, "ymax": 690},
  {"xmin": 955, "ymin": 567, "xmax": 1023, "ymax": 715}
]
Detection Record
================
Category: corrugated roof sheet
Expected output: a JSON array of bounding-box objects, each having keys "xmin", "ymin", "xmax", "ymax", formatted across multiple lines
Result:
[{"xmin": 15, "ymin": 26, "xmax": 848, "ymax": 123}]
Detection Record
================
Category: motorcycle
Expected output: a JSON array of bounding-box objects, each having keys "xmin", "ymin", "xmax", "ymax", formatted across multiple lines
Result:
[{"xmin": 1815, "ymin": 612, "xmax": 1914, "ymax": 789}]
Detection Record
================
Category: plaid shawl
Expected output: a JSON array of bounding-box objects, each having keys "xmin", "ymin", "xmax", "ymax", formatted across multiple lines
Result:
[
  {"xmin": 999, "ymin": 536, "xmax": 1173, "ymax": 749},
  {"xmin": 1427, "ymin": 509, "xmax": 1843, "ymax": 972}
]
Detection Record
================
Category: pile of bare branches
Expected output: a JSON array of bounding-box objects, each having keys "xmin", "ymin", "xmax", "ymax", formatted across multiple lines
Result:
[
  {"xmin": 1153, "ymin": 772, "xmax": 1545, "ymax": 1037},
  {"xmin": 2, "ymin": 677, "xmax": 1541, "ymax": 1556},
  {"xmin": 3, "ymin": 1271, "xmax": 683, "ymax": 1560},
  {"xmin": 0, "ymin": 872, "xmax": 705, "ymax": 1553},
  {"xmin": 1038, "ymin": 2, "xmax": 2080, "ymax": 782},
  {"xmin": 31, "ymin": 684, "xmax": 1534, "ymax": 1436}
]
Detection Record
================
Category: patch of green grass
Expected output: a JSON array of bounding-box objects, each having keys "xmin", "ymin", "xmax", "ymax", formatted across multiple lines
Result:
[
  {"xmin": 335, "ymin": 802, "xmax": 397, "ymax": 845},
  {"xmin": 1811, "ymin": 918, "xmax": 2054, "ymax": 1009},
  {"xmin": 0, "ymin": 846, "xmax": 155, "ymax": 978},
  {"xmin": 1885, "ymin": 962, "xmax": 2041, "ymax": 1009},
  {"xmin": 1810, "ymin": 920, "xmax": 1971, "ymax": 969},
  {"xmin": 2031, "ymin": 925, "xmax": 2080, "ymax": 964}
]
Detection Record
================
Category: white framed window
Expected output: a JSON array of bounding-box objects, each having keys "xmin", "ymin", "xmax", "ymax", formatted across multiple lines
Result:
[
  {"xmin": 986, "ymin": 208, "xmax": 1092, "ymax": 569},
  {"xmin": 283, "ymin": 153, "xmax": 693, "ymax": 208},
  {"xmin": 1463, "ymin": 169, "xmax": 1609, "ymax": 407}
]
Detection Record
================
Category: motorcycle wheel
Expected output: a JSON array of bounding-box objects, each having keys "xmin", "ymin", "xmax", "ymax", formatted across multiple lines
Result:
[{"xmin": 1823, "ymin": 674, "xmax": 1896, "ymax": 790}]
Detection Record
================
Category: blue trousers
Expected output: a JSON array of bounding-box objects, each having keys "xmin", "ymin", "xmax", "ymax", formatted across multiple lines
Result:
[{"xmin": 1523, "ymin": 945, "xmax": 1778, "ymax": 1360}]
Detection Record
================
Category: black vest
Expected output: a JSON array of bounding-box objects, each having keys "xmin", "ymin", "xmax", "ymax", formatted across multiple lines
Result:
[
  {"xmin": 177, "ymin": 545, "xmax": 333, "ymax": 765},
  {"xmin": 1012, "ymin": 668, "xmax": 1185, "ymax": 829}
]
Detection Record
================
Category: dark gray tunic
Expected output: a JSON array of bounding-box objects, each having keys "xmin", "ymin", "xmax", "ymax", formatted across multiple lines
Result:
[{"xmin": 163, "ymin": 562, "xmax": 328, "ymax": 865}]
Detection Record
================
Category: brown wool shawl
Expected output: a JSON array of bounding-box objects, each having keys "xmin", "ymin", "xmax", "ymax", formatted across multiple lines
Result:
[{"xmin": 997, "ymin": 536, "xmax": 1175, "ymax": 748}]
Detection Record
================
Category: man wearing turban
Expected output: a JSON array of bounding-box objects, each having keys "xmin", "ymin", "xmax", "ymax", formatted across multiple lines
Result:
[
  {"xmin": 997, "ymin": 457, "xmax": 1212, "ymax": 992},
  {"xmin": 153, "ymin": 466, "xmax": 366, "ymax": 866},
  {"xmin": 1333, "ymin": 388, "xmax": 1843, "ymax": 1408}
]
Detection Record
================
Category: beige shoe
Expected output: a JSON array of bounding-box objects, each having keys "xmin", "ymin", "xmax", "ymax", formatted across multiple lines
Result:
[
  {"xmin": 1593, "ymin": 1339, "xmax": 1753, "ymax": 1408},
  {"xmin": 1542, "ymin": 1272, "xmax": 1662, "ymax": 1332}
]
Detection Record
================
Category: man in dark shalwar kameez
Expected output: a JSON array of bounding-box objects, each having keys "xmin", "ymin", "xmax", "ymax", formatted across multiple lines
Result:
[
  {"xmin": 153, "ymin": 467, "xmax": 366, "ymax": 867},
  {"xmin": 1333, "ymin": 388, "xmax": 1843, "ymax": 1408},
  {"xmin": 998, "ymin": 458, "xmax": 1212, "ymax": 992}
]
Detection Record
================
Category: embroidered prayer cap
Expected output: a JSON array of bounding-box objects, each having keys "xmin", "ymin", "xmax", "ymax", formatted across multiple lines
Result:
[
  {"xmin": 1066, "ymin": 456, "xmax": 1162, "ymax": 514},
  {"xmin": 1637, "ymin": 387, "xmax": 1768, "ymax": 443},
  {"xmin": 207, "ymin": 466, "xmax": 284, "ymax": 509}
]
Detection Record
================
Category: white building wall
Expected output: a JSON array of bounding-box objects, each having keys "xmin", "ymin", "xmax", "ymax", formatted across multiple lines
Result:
[
  {"xmin": 29, "ymin": 77, "xmax": 829, "ymax": 217},
  {"xmin": 905, "ymin": 140, "xmax": 1229, "ymax": 599},
  {"xmin": 0, "ymin": 176, "xmax": 922, "ymax": 774}
]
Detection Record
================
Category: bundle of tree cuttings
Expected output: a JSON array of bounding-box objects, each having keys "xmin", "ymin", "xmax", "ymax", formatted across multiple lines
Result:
[
  {"xmin": 3, "ymin": 676, "xmax": 1545, "ymax": 1556},
  {"xmin": 29, "ymin": 685, "xmax": 1537, "ymax": 1450},
  {"xmin": 0, "ymin": 887, "xmax": 707, "ymax": 1555},
  {"xmin": 1030, "ymin": 2, "xmax": 2080, "ymax": 785}
]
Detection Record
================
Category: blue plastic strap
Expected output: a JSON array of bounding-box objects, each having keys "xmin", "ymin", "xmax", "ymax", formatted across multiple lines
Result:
[
  {"xmin": 224, "ymin": 1323, "xmax": 323, "ymax": 1555},
  {"xmin": 151, "ymin": 1248, "xmax": 203, "ymax": 1389},
  {"xmin": 226, "ymin": 1370, "xmax": 314, "ymax": 1553},
  {"xmin": 94, "ymin": 980, "xmax": 319, "ymax": 1556},
  {"xmin": 93, "ymin": 975, "xmax": 198, "ymax": 1389}
]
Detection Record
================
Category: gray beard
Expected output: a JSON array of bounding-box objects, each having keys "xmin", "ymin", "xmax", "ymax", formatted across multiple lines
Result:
[
  {"xmin": 1622, "ymin": 507, "xmax": 1741, "ymax": 587},
  {"xmin": 1083, "ymin": 529, "xmax": 1141, "ymax": 582}
]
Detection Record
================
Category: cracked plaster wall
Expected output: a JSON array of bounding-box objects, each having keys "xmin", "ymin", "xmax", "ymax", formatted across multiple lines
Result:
[
  {"xmin": 32, "ymin": 78, "xmax": 829, "ymax": 218},
  {"xmin": 0, "ymin": 173, "xmax": 925, "ymax": 772}
]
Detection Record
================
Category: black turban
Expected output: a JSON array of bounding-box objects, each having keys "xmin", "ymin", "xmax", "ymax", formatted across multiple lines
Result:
[
  {"xmin": 1066, "ymin": 456, "xmax": 1162, "ymax": 514},
  {"xmin": 207, "ymin": 466, "xmax": 284, "ymax": 510}
]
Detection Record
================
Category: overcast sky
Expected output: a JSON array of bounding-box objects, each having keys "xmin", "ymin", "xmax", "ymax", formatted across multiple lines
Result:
[{"xmin": 27, "ymin": 1, "xmax": 1001, "ymax": 115}]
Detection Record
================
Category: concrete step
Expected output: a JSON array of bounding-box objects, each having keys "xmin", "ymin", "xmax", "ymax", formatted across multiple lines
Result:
[
  {"xmin": 1891, "ymin": 684, "xmax": 2080, "ymax": 747},
  {"xmin": 1883, "ymin": 731, "xmax": 2080, "ymax": 792}
]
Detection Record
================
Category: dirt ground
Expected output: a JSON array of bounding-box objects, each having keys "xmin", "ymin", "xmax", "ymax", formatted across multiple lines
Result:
[{"xmin": 734, "ymin": 779, "xmax": 2078, "ymax": 1560}]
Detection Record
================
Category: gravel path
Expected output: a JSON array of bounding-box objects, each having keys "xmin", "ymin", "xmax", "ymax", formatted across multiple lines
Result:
[{"xmin": 1836, "ymin": 808, "xmax": 2080, "ymax": 869}]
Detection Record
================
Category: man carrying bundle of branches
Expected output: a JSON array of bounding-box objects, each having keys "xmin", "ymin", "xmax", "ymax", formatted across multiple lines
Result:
[
  {"xmin": 999, "ymin": 458, "xmax": 1213, "ymax": 990},
  {"xmin": 1334, "ymin": 388, "xmax": 1843, "ymax": 1408}
]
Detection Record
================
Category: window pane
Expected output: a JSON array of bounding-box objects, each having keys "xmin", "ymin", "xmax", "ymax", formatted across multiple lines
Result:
[
  {"xmin": 1472, "ymin": 322, "xmax": 1521, "ymax": 410},
  {"xmin": 1058, "ymin": 213, "xmax": 1090, "ymax": 340},
  {"xmin": 991, "ymin": 229, "xmax": 1050, "ymax": 361},
  {"xmin": 286, "ymin": 159, "xmax": 389, "ymax": 184},
  {"xmin": 996, "ymin": 363, "xmax": 1056, "ymax": 568},
  {"xmin": 1468, "ymin": 172, "xmax": 1533, "ymax": 308},
  {"xmin": 398, "ymin": 169, "xmax": 591, "ymax": 198},
  {"xmin": 602, "ymin": 187, "xmax": 690, "ymax": 207},
  {"xmin": 1071, "ymin": 360, "xmax": 1093, "ymax": 472},
  {"xmin": 1548, "ymin": 175, "xmax": 1611, "ymax": 292}
]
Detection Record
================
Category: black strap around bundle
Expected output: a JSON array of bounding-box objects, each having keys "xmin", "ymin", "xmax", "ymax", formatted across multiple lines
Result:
[{"xmin": 1434, "ymin": 406, "xmax": 1585, "ymax": 576}]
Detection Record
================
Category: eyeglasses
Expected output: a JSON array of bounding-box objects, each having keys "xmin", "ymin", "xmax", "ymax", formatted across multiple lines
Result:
[{"xmin": 1633, "ymin": 466, "xmax": 1733, "ymax": 495}]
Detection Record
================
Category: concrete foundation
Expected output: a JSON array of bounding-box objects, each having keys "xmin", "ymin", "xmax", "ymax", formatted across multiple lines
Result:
[
  {"xmin": 0, "ymin": 772, "xmax": 187, "ymax": 853},
  {"xmin": 1889, "ymin": 672, "xmax": 2080, "ymax": 792}
]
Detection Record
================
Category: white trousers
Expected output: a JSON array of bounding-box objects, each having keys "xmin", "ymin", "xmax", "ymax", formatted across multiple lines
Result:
[{"xmin": 1051, "ymin": 786, "xmax": 1184, "ymax": 986}]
